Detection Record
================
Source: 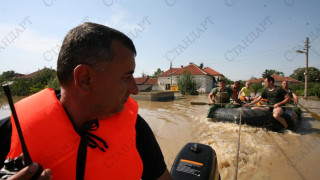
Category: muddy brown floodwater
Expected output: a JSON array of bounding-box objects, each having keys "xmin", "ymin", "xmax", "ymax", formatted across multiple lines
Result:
[
  {"xmin": 1, "ymin": 95, "xmax": 320, "ymax": 180},
  {"xmin": 137, "ymin": 95, "xmax": 320, "ymax": 180}
]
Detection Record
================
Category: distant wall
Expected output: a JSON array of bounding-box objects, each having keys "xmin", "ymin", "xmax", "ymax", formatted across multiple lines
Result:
[{"xmin": 131, "ymin": 91, "xmax": 174, "ymax": 101}]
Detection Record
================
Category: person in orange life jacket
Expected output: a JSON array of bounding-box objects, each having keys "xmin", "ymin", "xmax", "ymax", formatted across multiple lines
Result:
[
  {"xmin": 0, "ymin": 22, "xmax": 173, "ymax": 180},
  {"xmin": 244, "ymin": 76, "xmax": 291, "ymax": 128},
  {"xmin": 282, "ymin": 80, "xmax": 298, "ymax": 105},
  {"xmin": 226, "ymin": 81, "xmax": 241, "ymax": 103}
]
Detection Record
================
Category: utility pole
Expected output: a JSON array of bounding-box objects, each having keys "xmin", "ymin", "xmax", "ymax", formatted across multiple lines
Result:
[
  {"xmin": 170, "ymin": 60, "xmax": 172, "ymax": 86},
  {"xmin": 305, "ymin": 37, "xmax": 309, "ymax": 99},
  {"xmin": 296, "ymin": 37, "xmax": 309, "ymax": 99}
]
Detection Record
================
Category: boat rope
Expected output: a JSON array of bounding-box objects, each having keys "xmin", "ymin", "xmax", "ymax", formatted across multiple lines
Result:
[{"xmin": 234, "ymin": 107, "xmax": 243, "ymax": 180}]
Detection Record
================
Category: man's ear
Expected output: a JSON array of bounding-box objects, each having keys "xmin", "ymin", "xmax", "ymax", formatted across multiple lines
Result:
[{"xmin": 73, "ymin": 64, "xmax": 93, "ymax": 92}]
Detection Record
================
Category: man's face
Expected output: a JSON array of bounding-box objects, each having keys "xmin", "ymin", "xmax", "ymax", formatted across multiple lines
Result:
[
  {"xmin": 264, "ymin": 78, "xmax": 271, "ymax": 88},
  {"xmin": 218, "ymin": 81, "xmax": 225, "ymax": 89},
  {"xmin": 92, "ymin": 40, "xmax": 138, "ymax": 118},
  {"xmin": 245, "ymin": 83, "xmax": 250, "ymax": 88},
  {"xmin": 282, "ymin": 81, "xmax": 288, "ymax": 89}
]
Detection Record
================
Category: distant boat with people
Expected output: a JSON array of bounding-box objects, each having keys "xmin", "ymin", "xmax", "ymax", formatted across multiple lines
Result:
[{"xmin": 210, "ymin": 106, "xmax": 301, "ymax": 131}]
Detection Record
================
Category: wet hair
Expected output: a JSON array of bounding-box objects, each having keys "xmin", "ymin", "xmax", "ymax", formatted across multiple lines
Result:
[
  {"xmin": 266, "ymin": 76, "xmax": 274, "ymax": 84},
  {"xmin": 57, "ymin": 22, "xmax": 136, "ymax": 86}
]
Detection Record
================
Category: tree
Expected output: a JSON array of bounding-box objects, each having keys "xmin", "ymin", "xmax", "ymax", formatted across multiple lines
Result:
[
  {"xmin": 31, "ymin": 68, "xmax": 56, "ymax": 86},
  {"xmin": 199, "ymin": 62, "xmax": 204, "ymax": 69},
  {"xmin": 141, "ymin": 72, "xmax": 147, "ymax": 77},
  {"xmin": 28, "ymin": 68, "xmax": 56, "ymax": 93},
  {"xmin": 178, "ymin": 71, "xmax": 202, "ymax": 95},
  {"xmin": 250, "ymin": 83, "xmax": 264, "ymax": 94},
  {"xmin": 152, "ymin": 68, "xmax": 163, "ymax": 77},
  {"xmin": 290, "ymin": 67, "xmax": 320, "ymax": 82},
  {"xmin": 1, "ymin": 70, "xmax": 17, "ymax": 80},
  {"xmin": 10, "ymin": 79, "xmax": 31, "ymax": 96},
  {"xmin": 221, "ymin": 77, "xmax": 233, "ymax": 85},
  {"xmin": 262, "ymin": 69, "xmax": 284, "ymax": 78},
  {"xmin": 47, "ymin": 76, "xmax": 60, "ymax": 90}
]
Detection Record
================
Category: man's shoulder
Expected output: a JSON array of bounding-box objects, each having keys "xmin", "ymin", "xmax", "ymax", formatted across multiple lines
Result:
[
  {"xmin": 211, "ymin": 87, "xmax": 219, "ymax": 92},
  {"xmin": 287, "ymin": 88, "xmax": 294, "ymax": 93},
  {"xmin": 261, "ymin": 87, "xmax": 268, "ymax": 94},
  {"xmin": 275, "ymin": 86, "xmax": 286, "ymax": 92},
  {"xmin": 274, "ymin": 85, "xmax": 281, "ymax": 89},
  {"xmin": 227, "ymin": 87, "xmax": 233, "ymax": 93}
]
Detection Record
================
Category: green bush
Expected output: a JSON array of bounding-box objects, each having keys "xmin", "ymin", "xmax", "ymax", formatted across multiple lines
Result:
[
  {"xmin": 309, "ymin": 83, "xmax": 320, "ymax": 98},
  {"xmin": 295, "ymin": 89, "xmax": 304, "ymax": 96},
  {"xmin": 47, "ymin": 76, "xmax": 60, "ymax": 90},
  {"xmin": 288, "ymin": 84, "xmax": 304, "ymax": 92},
  {"xmin": 11, "ymin": 79, "xmax": 31, "ymax": 96},
  {"xmin": 178, "ymin": 71, "xmax": 202, "ymax": 95},
  {"xmin": 250, "ymin": 83, "xmax": 264, "ymax": 93}
]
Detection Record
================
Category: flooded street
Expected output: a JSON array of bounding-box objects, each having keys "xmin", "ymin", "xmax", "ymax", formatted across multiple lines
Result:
[
  {"xmin": 137, "ymin": 95, "xmax": 320, "ymax": 180},
  {"xmin": 1, "ymin": 95, "xmax": 320, "ymax": 180}
]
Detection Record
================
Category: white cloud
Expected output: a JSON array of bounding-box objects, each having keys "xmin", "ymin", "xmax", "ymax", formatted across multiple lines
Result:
[
  {"xmin": 0, "ymin": 23, "xmax": 60, "ymax": 55},
  {"xmin": 103, "ymin": 5, "xmax": 136, "ymax": 32}
]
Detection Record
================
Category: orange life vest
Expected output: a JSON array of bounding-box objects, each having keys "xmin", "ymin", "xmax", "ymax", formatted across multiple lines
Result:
[{"xmin": 7, "ymin": 88, "xmax": 143, "ymax": 180}]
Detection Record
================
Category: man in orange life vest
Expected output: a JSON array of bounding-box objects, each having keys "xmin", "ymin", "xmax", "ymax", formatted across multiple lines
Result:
[{"xmin": 0, "ymin": 23, "xmax": 173, "ymax": 180}]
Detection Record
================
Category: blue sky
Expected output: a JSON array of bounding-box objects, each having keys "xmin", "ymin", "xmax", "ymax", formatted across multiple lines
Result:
[{"xmin": 0, "ymin": 0, "xmax": 319, "ymax": 80}]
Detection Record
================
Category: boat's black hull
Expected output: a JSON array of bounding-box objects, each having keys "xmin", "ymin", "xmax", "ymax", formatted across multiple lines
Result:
[{"xmin": 212, "ymin": 107, "xmax": 300, "ymax": 131}]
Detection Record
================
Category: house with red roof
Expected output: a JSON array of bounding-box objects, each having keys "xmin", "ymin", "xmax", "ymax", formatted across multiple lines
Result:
[
  {"xmin": 157, "ymin": 62, "xmax": 224, "ymax": 93},
  {"xmin": 134, "ymin": 76, "xmax": 159, "ymax": 91},
  {"xmin": 18, "ymin": 68, "xmax": 56, "ymax": 80},
  {"xmin": 247, "ymin": 73, "xmax": 300, "ymax": 86}
]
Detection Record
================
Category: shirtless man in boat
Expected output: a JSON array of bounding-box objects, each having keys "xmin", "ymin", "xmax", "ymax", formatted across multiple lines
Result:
[{"xmin": 245, "ymin": 76, "xmax": 291, "ymax": 128}]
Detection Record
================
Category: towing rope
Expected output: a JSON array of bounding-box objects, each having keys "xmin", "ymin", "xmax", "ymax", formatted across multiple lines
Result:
[{"xmin": 234, "ymin": 108, "xmax": 243, "ymax": 180}]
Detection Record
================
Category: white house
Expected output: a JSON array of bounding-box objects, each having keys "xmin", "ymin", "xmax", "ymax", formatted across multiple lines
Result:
[{"xmin": 157, "ymin": 63, "xmax": 224, "ymax": 93}]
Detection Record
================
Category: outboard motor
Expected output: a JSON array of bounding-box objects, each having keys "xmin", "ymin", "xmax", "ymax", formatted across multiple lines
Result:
[{"xmin": 170, "ymin": 143, "xmax": 220, "ymax": 180}]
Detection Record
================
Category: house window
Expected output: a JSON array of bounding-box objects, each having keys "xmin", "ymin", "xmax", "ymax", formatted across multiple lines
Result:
[{"xmin": 165, "ymin": 84, "xmax": 170, "ymax": 90}]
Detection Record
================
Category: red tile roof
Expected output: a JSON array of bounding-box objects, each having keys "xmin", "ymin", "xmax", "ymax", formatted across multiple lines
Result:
[
  {"xmin": 20, "ymin": 68, "xmax": 56, "ymax": 79},
  {"xmin": 158, "ymin": 68, "xmax": 181, "ymax": 77},
  {"xmin": 135, "ymin": 77, "xmax": 158, "ymax": 85},
  {"xmin": 271, "ymin": 74, "xmax": 300, "ymax": 83},
  {"xmin": 247, "ymin": 74, "xmax": 300, "ymax": 83},
  {"xmin": 158, "ymin": 63, "xmax": 223, "ymax": 77},
  {"xmin": 247, "ymin": 77, "xmax": 264, "ymax": 84},
  {"xmin": 203, "ymin": 67, "xmax": 223, "ymax": 76}
]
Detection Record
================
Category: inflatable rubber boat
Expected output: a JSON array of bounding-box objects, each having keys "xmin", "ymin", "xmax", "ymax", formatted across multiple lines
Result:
[{"xmin": 211, "ymin": 107, "xmax": 301, "ymax": 131}]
